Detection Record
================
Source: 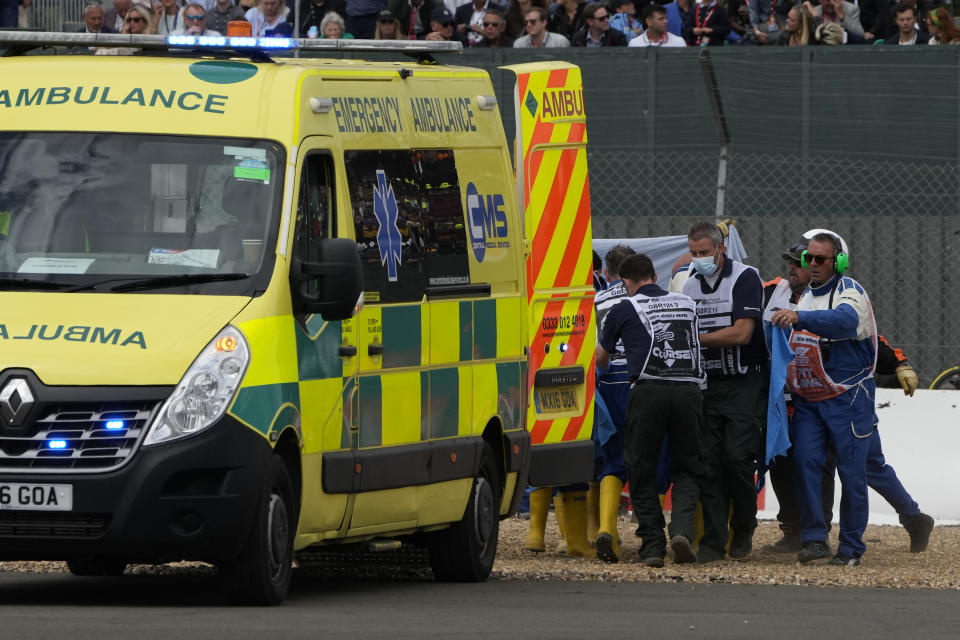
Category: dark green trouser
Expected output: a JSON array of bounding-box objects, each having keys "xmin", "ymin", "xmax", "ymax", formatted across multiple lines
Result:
[
  {"xmin": 698, "ymin": 369, "xmax": 766, "ymax": 557},
  {"xmin": 624, "ymin": 381, "xmax": 706, "ymax": 559}
]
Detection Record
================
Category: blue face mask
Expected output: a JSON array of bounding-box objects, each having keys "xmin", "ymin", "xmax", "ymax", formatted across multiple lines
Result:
[{"xmin": 692, "ymin": 252, "xmax": 718, "ymax": 277}]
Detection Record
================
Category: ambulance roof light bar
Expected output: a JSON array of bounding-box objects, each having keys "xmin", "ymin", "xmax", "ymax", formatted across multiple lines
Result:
[{"xmin": 0, "ymin": 31, "xmax": 462, "ymax": 55}]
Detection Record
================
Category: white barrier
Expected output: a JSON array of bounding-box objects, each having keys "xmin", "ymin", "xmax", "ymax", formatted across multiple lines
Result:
[{"xmin": 759, "ymin": 388, "xmax": 960, "ymax": 526}]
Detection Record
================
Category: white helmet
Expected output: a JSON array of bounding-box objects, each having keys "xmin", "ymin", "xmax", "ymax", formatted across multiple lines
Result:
[{"xmin": 803, "ymin": 228, "xmax": 848, "ymax": 255}]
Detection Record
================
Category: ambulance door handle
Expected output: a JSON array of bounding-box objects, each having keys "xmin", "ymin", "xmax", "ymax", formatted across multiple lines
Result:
[
  {"xmin": 338, "ymin": 345, "xmax": 358, "ymax": 358},
  {"xmin": 368, "ymin": 344, "xmax": 385, "ymax": 356}
]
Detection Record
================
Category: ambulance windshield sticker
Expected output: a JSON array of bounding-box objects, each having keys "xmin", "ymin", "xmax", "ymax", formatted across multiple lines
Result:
[
  {"xmin": 466, "ymin": 182, "xmax": 509, "ymax": 263},
  {"xmin": 373, "ymin": 169, "xmax": 402, "ymax": 282},
  {"xmin": 18, "ymin": 257, "xmax": 94, "ymax": 274},
  {"xmin": 224, "ymin": 146, "xmax": 270, "ymax": 183},
  {"xmin": 147, "ymin": 248, "xmax": 220, "ymax": 268}
]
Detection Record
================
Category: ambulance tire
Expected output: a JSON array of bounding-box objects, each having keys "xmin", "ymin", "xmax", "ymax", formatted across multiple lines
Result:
[
  {"xmin": 219, "ymin": 455, "xmax": 295, "ymax": 605},
  {"xmin": 428, "ymin": 442, "xmax": 500, "ymax": 582},
  {"xmin": 66, "ymin": 558, "xmax": 127, "ymax": 577}
]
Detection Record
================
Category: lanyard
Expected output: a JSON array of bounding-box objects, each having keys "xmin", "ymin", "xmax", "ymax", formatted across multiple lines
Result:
[
  {"xmin": 644, "ymin": 31, "xmax": 668, "ymax": 45},
  {"xmin": 164, "ymin": 11, "xmax": 180, "ymax": 33},
  {"xmin": 408, "ymin": 0, "xmax": 417, "ymax": 38},
  {"xmin": 695, "ymin": 2, "xmax": 715, "ymax": 44}
]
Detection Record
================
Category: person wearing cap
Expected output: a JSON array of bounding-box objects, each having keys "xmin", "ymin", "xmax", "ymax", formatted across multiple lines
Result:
[
  {"xmin": 770, "ymin": 230, "xmax": 878, "ymax": 566},
  {"xmin": 425, "ymin": 6, "xmax": 463, "ymax": 40},
  {"xmin": 388, "ymin": 0, "xmax": 442, "ymax": 38},
  {"xmin": 374, "ymin": 8, "xmax": 406, "ymax": 38},
  {"xmin": 680, "ymin": 221, "xmax": 766, "ymax": 563},
  {"xmin": 763, "ymin": 233, "xmax": 933, "ymax": 556},
  {"xmin": 297, "ymin": 0, "xmax": 347, "ymax": 37}
]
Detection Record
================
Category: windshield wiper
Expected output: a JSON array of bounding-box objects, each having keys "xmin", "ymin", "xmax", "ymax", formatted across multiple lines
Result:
[
  {"xmin": 106, "ymin": 273, "xmax": 250, "ymax": 293},
  {"xmin": 0, "ymin": 277, "xmax": 75, "ymax": 291}
]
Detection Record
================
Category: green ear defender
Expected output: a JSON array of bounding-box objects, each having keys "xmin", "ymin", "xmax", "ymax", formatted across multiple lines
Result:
[{"xmin": 801, "ymin": 249, "xmax": 849, "ymax": 274}]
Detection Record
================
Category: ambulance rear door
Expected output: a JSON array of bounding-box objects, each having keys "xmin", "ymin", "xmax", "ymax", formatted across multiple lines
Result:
[{"xmin": 501, "ymin": 62, "xmax": 595, "ymax": 487}]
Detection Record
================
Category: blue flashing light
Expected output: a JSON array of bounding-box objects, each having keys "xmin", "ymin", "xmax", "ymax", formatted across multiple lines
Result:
[
  {"xmin": 105, "ymin": 420, "xmax": 125, "ymax": 430},
  {"xmin": 47, "ymin": 440, "xmax": 68, "ymax": 449},
  {"xmin": 165, "ymin": 35, "xmax": 292, "ymax": 49},
  {"xmin": 559, "ymin": 342, "xmax": 569, "ymax": 353}
]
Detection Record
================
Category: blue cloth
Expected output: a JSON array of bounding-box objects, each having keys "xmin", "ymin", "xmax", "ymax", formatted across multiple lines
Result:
[
  {"xmin": 596, "ymin": 368, "xmax": 629, "ymax": 482},
  {"xmin": 764, "ymin": 322, "xmax": 793, "ymax": 465},
  {"xmin": 663, "ymin": 0, "xmax": 690, "ymax": 36},
  {"xmin": 609, "ymin": 12, "xmax": 641, "ymax": 41},
  {"xmin": 865, "ymin": 427, "xmax": 920, "ymax": 525}
]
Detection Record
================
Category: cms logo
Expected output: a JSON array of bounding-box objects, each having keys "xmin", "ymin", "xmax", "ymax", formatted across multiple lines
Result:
[{"xmin": 466, "ymin": 182, "xmax": 507, "ymax": 263}]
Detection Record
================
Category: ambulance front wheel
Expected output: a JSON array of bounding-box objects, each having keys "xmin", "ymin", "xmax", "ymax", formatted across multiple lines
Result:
[
  {"xmin": 219, "ymin": 455, "xmax": 295, "ymax": 605},
  {"xmin": 428, "ymin": 442, "xmax": 501, "ymax": 582}
]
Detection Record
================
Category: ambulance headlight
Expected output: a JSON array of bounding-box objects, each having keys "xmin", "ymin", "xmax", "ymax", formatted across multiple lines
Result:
[{"xmin": 144, "ymin": 326, "xmax": 250, "ymax": 446}]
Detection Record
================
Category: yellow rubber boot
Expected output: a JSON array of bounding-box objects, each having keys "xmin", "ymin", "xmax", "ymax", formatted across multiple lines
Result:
[
  {"xmin": 523, "ymin": 488, "xmax": 551, "ymax": 552},
  {"xmin": 586, "ymin": 481, "xmax": 600, "ymax": 545},
  {"xmin": 560, "ymin": 491, "xmax": 595, "ymax": 558},
  {"xmin": 554, "ymin": 494, "xmax": 567, "ymax": 554},
  {"xmin": 594, "ymin": 476, "xmax": 623, "ymax": 563}
]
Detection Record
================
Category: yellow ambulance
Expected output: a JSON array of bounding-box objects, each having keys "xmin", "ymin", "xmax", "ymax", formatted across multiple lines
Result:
[{"xmin": 0, "ymin": 32, "xmax": 595, "ymax": 604}]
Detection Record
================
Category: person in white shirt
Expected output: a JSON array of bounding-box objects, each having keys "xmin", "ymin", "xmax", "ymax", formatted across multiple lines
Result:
[
  {"xmin": 629, "ymin": 4, "xmax": 687, "ymax": 46},
  {"xmin": 245, "ymin": 0, "xmax": 290, "ymax": 35},
  {"xmin": 152, "ymin": 0, "xmax": 186, "ymax": 35}
]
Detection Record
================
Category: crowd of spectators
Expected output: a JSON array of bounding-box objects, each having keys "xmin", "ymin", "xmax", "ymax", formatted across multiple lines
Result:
[{"xmin": 5, "ymin": 0, "xmax": 956, "ymax": 47}]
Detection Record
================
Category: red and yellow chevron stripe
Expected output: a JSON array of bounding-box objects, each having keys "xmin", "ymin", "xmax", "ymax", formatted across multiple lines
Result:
[{"xmin": 510, "ymin": 63, "xmax": 595, "ymax": 447}]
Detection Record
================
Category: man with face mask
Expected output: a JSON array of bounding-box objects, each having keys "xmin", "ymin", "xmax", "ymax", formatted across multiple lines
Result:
[{"xmin": 681, "ymin": 221, "xmax": 766, "ymax": 563}]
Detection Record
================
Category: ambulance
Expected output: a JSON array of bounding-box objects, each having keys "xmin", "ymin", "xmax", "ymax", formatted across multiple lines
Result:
[{"xmin": 0, "ymin": 32, "xmax": 595, "ymax": 604}]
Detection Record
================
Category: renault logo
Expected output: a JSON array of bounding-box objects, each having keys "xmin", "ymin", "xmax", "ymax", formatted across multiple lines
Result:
[{"xmin": 0, "ymin": 378, "xmax": 34, "ymax": 427}]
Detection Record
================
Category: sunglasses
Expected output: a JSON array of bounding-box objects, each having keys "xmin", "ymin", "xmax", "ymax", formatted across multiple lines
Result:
[
  {"xmin": 482, "ymin": 21, "xmax": 501, "ymax": 27},
  {"xmin": 126, "ymin": 16, "xmax": 144, "ymax": 22},
  {"xmin": 378, "ymin": 18, "xmax": 393, "ymax": 22},
  {"xmin": 525, "ymin": 18, "xmax": 542, "ymax": 24},
  {"xmin": 803, "ymin": 252, "xmax": 833, "ymax": 265},
  {"xmin": 185, "ymin": 13, "xmax": 205, "ymax": 20},
  {"xmin": 591, "ymin": 14, "xmax": 610, "ymax": 20}
]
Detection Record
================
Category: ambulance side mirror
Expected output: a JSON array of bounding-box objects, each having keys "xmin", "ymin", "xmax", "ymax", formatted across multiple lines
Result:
[{"xmin": 291, "ymin": 238, "xmax": 364, "ymax": 320}]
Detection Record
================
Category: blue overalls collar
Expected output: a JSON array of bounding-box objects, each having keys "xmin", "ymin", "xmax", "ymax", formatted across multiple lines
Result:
[{"xmin": 809, "ymin": 274, "xmax": 841, "ymax": 297}]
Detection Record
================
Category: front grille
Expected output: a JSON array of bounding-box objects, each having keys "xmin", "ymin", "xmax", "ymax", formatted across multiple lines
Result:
[
  {"xmin": 0, "ymin": 403, "xmax": 157, "ymax": 472},
  {"xmin": 0, "ymin": 512, "xmax": 110, "ymax": 538}
]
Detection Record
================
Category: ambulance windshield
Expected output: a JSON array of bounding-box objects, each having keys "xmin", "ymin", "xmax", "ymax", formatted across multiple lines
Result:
[{"xmin": 0, "ymin": 132, "xmax": 283, "ymax": 295}]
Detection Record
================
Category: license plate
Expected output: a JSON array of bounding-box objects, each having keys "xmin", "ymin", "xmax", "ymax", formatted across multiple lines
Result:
[
  {"xmin": 0, "ymin": 483, "xmax": 73, "ymax": 511},
  {"xmin": 534, "ymin": 387, "xmax": 578, "ymax": 414}
]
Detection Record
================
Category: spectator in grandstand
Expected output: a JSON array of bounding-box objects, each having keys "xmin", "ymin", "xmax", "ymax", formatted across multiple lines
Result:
[
  {"xmin": 297, "ymin": 0, "xmax": 347, "ymax": 36},
  {"xmin": 104, "ymin": 0, "xmax": 133, "ymax": 32},
  {"xmin": 152, "ymin": 0, "xmax": 185, "ymax": 34},
  {"xmin": 857, "ymin": 0, "xmax": 888, "ymax": 40},
  {"xmin": 723, "ymin": 0, "xmax": 751, "ymax": 41},
  {"xmin": 572, "ymin": 2, "xmax": 627, "ymax": 45},
  {"xmin": 549, "ymin": 0, "xmax": 587, "ymax": 40},
  {"xmin": 629, "ymin": 3, "xmax": 688, "ymax": 45},
  {"xmin": 374, "ymin": 8, "xmax": 407, "ymax": 38},
  {"xmin": 504, "ymin": 0, "xmax": 547, "ymax": 39},
  {"xmin": 867, "ymin": 0, "xmax": 928, "ymax": 41},
  {"xmin": 345, "ymin": 0, "xmax": 387, "ymax": 38},
  {"xmin": 813, "ymin": 20, "xmax": 867, "ymax": 43},
  {"xmin": 455, "ymin": 0, "xmax": 504, "ymax": 46},
  {"xmin": 95, "ymin": 3, "xmax": 154, "ymax": 54},
  {"xmin": 388, "ymin": 0, "xmax": 441, "ymax": 39},
  {"xmin": 243, "ymin": 0, "xmax": 293, "ymax": 35},
  {"xmin": 883, "ymin": 2, "xmax": 929, "ymax": 42},
  {"xmin": 471, "ymin": 7, "xmax": 514, "ymax": 45},
  {"xmin": 425, "ymin": 6, "xmax": 463, "ymax": 39},
  {"xmin": 757, "ymin": 5, "xmax": 814, "ymax": 44},
  {"xmin": 748, "ymin": 0, "xmax": 771, "ymax": 30},
  {"xmin": 319, "ymin": 10, "xmax": 352, "ymax": 36},
  {"xmin": 173, "ymin": 2, "xmax": 222, "ymax": 34},
  {"xmin": 609, "ymin": 0, "xmax": 642, "ymax": 42},
  {"xmin": 207, "ymin": 1, "xmax": 246, "ymax": 34},
  {"xmin": 926, "ymin": 5, "xmax": 960, "ymax": 43},
  {"xmin": 682, "ymin": 0, "xmax": 733, "ymax": 45},
  {"xmin": 804, "ymin": 0, "xmax": 863, "ymax": 36},
  {"xmin": 514, "ymin": 6, "xmax": 571, "ymax": 45},
  {"xmin": 665, "ymin": 0, "xmax": 695, "ymax": 36},
  {"xmin": 0, "ymin": 0, "xmax": 17, "ymax": 29},
  {"xmin": 79, "ymin": 1, "xmax": 117, "ymax": 34}
]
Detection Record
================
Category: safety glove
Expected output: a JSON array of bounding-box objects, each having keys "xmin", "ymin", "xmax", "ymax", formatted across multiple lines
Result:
[{"xmin": 895, "ymin": 364, "xmax": 919, "ymax": 397}]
